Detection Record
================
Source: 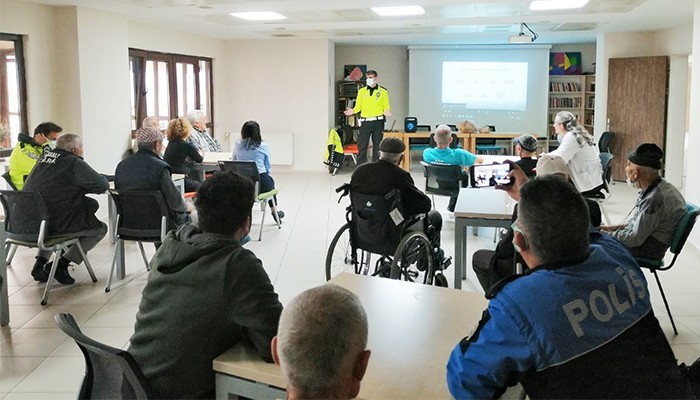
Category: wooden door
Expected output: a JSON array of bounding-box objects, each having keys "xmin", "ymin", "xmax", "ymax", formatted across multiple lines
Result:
[{"xmin": 607, "ymin": 56, "xmax": 669, "ymax": 180}]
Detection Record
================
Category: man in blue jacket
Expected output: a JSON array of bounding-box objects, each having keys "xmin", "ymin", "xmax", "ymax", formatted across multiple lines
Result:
[{"xmin": 446, "ymin": 174, "xmax": 695, "ymax": 398}]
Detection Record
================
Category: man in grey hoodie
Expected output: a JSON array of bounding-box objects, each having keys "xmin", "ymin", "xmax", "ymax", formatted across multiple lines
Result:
[{"xmin": 128, "ymin": 171, "xmax": 283, "ymax": 399}]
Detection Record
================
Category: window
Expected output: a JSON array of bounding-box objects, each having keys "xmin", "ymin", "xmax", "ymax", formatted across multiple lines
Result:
[
  {"xmin": 0, "ymin": 33, "xmax": 28, "ymax": 155},
  {"xmin": 129, "ymin": 49, "xmax": 213, "ymax": 136}
]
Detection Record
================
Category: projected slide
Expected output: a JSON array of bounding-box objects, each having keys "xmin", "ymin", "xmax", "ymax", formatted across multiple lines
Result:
[{"xmin": 442, "ymin": 62, "xmax": 528, "ymax": 111}]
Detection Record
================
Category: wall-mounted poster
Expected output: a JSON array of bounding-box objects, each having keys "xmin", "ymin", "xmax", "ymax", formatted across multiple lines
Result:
[
  {"xmin": 344, "ymin": 65, "xmax": 367, "ymax": 81},
  {"xmin": 549, "ymin": 52, "xmax": 582, "ymax": 75}
]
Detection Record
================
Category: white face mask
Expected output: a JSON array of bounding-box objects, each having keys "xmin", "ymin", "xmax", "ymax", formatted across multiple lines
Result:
[
  {"xmin": 47, "ymin": 140, "xmax": 57, "ymax": 149},
  {"xmin": 557, "ymin": 134, "xmax": 565, "ymax": 144},
  {"xmin": 366, "ymin": 78, "xmax": 375, "ymax": 87}
]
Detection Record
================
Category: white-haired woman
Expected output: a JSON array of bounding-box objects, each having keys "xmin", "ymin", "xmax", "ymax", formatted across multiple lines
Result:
[{"xmin": 548, "ymin": 111, "xmax": 603, "ymax": 195}]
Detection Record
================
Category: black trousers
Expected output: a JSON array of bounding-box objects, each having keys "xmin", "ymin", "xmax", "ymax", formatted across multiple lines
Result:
[
  {"xmin": 357, "ymin": 119, "xmax": 385, "ymax": 164},
  {"xmin": 259, "ymin": 172, "xmax": 279, "ymax": 208}
]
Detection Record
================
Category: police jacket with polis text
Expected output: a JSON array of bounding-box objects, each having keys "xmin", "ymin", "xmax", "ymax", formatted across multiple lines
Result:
[
  {"xmin": 446, "ymin": 233, "xmax": 693, "ymax": 399},
  {"xmin": 23, "ymin": 148, "xmax": 109, "ymax": 235}
]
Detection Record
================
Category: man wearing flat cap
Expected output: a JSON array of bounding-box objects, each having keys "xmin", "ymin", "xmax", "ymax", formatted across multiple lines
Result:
[
  {"xmin": 115, "ymin": 127, "xmax": 190, "ymax": 229},
  {"xmin": 601, "ymin": 143, "xmax": 685, "ymax": 259},
  {"xmin": 350, "ymin": 137, "xmax": 443, "ymax": 247}
]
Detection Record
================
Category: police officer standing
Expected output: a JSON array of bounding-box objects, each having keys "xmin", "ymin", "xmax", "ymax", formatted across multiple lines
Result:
[{"xmin": 344, "ymin": 69, "xmax": 391, "ymax": 165}]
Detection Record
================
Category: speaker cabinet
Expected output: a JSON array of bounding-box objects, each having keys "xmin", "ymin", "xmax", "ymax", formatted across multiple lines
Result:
[{"xmin": 404, "ymin": 117, "xmax": 418, "ymax": 133}]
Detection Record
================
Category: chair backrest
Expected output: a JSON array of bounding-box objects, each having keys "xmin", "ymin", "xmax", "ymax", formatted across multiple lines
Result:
[
  {"xmin": 669, "ymin": 202, "xmax": 700, "ymax": 255},
  {"xmin": 599, "ymin": 152, "xmax": 614, "ymax": 188},
  {"xmin": 415, "ymin": 124, "xmax": 431, "ymax": 132},
  {"xmin": 0, "ymin": 190, "xmax": 50, "ymax": 242},
  {"xmin": 598, "ymin": 131, "xmax": 614, "ymax": 153},
  {"xmin": 428, "ymin": 133, "xmax": 459, "ymax": 149},
  {"xmin": 54, "ymin": 313, "xmax": 151, "ymax": 399},
  {"xmin": 421, "ymin": 162, "xmax": 463, "ymax": 196},
  {"xmin": 349, "ymin": 189, "xmax": 402, "ymax": 256},
  {"xmin": 1, "ymin": 171, "xmax": 18, "ymax": 190},
  {"xmin": 109, "ymin": 190, "xmax": 170, "ymax": 241},
  {"xmin": 218, "ymin": 160, "xmax": 261, "ymax": 195}
]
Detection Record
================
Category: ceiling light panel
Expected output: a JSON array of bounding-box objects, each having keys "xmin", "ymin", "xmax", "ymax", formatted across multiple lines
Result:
[
  {"xmin": 529, "ymin": 0, "xmax": 590, "ymax": 11},
  {"xmin": 230, "ymin": 11, "xmax": 287, "ymax": 21},
  {"xmin": 371, "ymin": 6, "xmax": 426, "ymax": 17}
]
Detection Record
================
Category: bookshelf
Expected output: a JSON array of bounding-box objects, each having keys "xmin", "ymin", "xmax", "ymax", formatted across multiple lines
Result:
[
  {"xmin": 584, "ymin": 74, "xmax": 596, "ymax": 136},
  {"xmin": 548, "ymin": 74, "xmax": 585, "ymax": 150},
  {"xmin": 337, "ymin": 80, "xmax": 365, "ymax": 143}
]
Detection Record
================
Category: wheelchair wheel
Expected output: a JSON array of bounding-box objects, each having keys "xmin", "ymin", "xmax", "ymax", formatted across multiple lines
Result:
[
  {"xmin": 326, "ymin": 223, "xmax": 372, "ymax": 281},
  {"xmin": 389, "ymin": 231, "xmax": 434, "ymax": 285},
  {"xmin": 434, "ymin": 272, "xmax": 449, "ymax": 288}
]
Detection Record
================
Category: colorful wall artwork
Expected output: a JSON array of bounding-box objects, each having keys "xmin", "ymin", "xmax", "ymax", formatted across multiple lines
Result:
[
  {"xmin": 549, "ymin": 52, "xmax": 582, "ymax": 75},
  {"xmin": 344, "ymin": 65, "xmax": 367, "ymax": 81}
]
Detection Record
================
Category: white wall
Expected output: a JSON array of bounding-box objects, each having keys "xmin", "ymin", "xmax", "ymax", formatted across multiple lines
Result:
[
  {"xmin": 225, "ymin": 39, "xmax": 333, "ymax": 171},
  {"xmin": 686, "ymin": 0, "xmax": 700, "ymax": 246},
  {"xmin": 335, "ymin": 46, "xmax": 408, "ymax": 128}
]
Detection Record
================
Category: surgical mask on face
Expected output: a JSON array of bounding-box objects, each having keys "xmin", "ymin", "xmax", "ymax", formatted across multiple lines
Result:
[
  {"xmin": 239, "ymin": 234, "xmax": 251, "ymax": 246},
  {"xmin": 366, "ymin": 78, "xmax": 375, "ymax": 87},
  {"xmin": 47, "ymin": 140, "xmax": 57, "ymax": 149},
  {"xmin": 557, "ymin": 134, "xmax": 564, "ymax": 144},
  {"xmin": 511, "ymin": 222, "xmax": 525, "ymax": 254}
]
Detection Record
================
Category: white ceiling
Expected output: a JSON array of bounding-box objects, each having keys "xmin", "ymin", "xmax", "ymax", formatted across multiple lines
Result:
[{"xmin": 16, "ymin": 0, "xmax": 696, "ymax": 45}]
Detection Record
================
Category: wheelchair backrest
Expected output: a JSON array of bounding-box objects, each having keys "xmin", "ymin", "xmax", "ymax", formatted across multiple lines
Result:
[{"xmin": 349, "ymin": 190, "xmax": 402, "ymax": 256}]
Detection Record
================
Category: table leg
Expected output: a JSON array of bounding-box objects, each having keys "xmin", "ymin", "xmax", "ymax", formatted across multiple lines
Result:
[
  {"xmin": 108, "ymin": 193, "xmax": 116, "ymax": 244},
  {"xmin": 0, "ymin": 227, "xmax": 8, "ymax": 326},
  {"xmin": 454, "ymin": 218, "xmax": 466, "ymax": 289},
  {"xmin": 403, "ymin": 136, "xmax": 411, "ymax": 171}
]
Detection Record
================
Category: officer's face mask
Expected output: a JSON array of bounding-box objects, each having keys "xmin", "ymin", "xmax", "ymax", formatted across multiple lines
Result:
[
  {"xmin": 366, "ymin": 78, "xmax": 375, "ymax": 87},
  {"xmin": 47, "ymin": 140, "xmax": 57, "ymax": 149}
]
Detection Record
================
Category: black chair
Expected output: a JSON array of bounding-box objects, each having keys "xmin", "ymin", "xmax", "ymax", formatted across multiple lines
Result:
[
  {"xmin": 409, "ymin": 125, "xmax": 432, "ymax": 151},
  {"xmin": 583, "ymin": 152, "xmax": 614, "ymax": 225},
  {"xmin": 475, "ymin": 125, "xmax": 503, "ymax": 154},
  {"xmin": 54, "ymin": 313, "xmax": 152, "ymax": 399},
  {"xmin": 634, "ymin": 202, "xmax": 700, "ymax": 335},
  {"xmin": 428, "ymin": 133, "xmax": 459, "ymax": 149},
  {"xmin": 218, "ymin": 160, "xmax": 281, "ymax": 241},
  {"xmin": 598, "ymin": 131, "xmax": 614, "ymax": 153},
  {"xmin": 0, "ymin": 190, "xmax": 97, "ymax": 305},
  {"xmin": 415, "ymin": 124, "xmax": 431, "ymax": 132},
  {"xmin": 420, "ymin": 161, "xmax": 464, "ymax": 209},
  {"xmin": 106, "ymin": 190, "xmax": 170, "ymax": 292},
  {"xmin": 1, "ymin": 171, "xmax": 19, "ymax": 265}
]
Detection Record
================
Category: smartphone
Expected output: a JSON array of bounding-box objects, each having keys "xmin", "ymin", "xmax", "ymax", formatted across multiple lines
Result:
[{"xmin": 469, "ymin": 162, "xmax": 513, "ymax": 188}]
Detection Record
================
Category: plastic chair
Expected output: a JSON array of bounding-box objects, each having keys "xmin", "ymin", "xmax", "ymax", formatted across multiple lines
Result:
[
  {"xmin": 634, "ymin": 202, "xmax": 699, "ymax": 335},
  {"xmin": 583, "ymin": 152, "xmax": 613, "ymax": 225},
  {"xmin": 105, "ymin": 190, "xmax": 169, "ymax": 292},
  {"xmin": 54, "ymin": 313, "xmax": 152, "ymax": 399},
  {"xmin": 420, "ymin": 161, "xmax": 464, "ymax": 209},
  {"xmin": 0, "ymin": 190, "xmax": 97, "ymax": 305},
  {"xmin": 218, "ymin": 161, "xmax": 281, "ymax": 241},
  {"xmin": 409, "ymin": 125, "xmax": 432, "ymax": 151},
  {"xmin": 1, "ymin": 171, "xmax": 19, "ymax": 265},
  {"xmin": 598, "ymin": 131, "xmax": 614, "ymax": 153}
]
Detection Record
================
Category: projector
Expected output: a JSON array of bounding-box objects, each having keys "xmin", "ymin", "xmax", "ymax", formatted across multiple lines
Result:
[{"xmin": 508, "ymin": 33, "xmax": 535, "ymax": 43}]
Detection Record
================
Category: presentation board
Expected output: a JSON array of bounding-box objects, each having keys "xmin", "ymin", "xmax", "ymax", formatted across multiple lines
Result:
[{"xmin": 408, "ymin": 45, "xmax": 550, "ymax": 135}]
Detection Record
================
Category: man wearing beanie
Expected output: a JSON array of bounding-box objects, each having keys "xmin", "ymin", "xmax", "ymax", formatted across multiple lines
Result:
[
  {"xmin": 115, "ymin": 126, "xmax": 191, "ymax": 230},
  {"xmin": 601, "ymin": 143, "xmax": 686, "ymax": 259},
  {"xmin": 350, "ymin": 137, "xmax": 443, "ymax": 250},
  {"xmin": 513, "ymin": 134, "xmax": 538, "ymax": 177}
]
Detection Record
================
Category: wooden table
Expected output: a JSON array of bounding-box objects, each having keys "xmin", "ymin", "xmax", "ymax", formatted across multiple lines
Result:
[
  {"xmin": 466, "ymin": 133, "xmax": 549, "ymax": 155},
  {"xmin": 453, "ymin": 188, "xmax": 514, "ymax": 289},
  {"xmin": 192, "ymin": 152, "xmax": 232, "ymax": 181},
  {"xmin": 214, "ymin": 273, "xmax": 488, "ymax": 399}
]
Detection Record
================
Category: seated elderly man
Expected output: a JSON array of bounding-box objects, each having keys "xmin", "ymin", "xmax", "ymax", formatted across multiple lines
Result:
[
  {"xmin": 512, "ymin": 134, "xmax": 538, "ymax": 177},
  {"xmin": 128, "ymin": 171, "xmax": 283, "ymax": 399},
  {"xmin": 351, "ymin": 137, "xmax": 443, "ymax": 247},
  {"xmin": 272, "ymin": 284, "xmax": 371, "ymax": 400},
  {"xmin": 601, "ymin": 143, "xmax": 686, "ymax": 259},
  {"xmin": 23, "ymin": 133, "xmax": 109, "ymax": 284},
  {"xmin": 187, "ymin": 109, "xmax": 221, "ymax": 153},
  {"xmin": 423, "ymin": 124, "xmax": 483, "ymax": 212},
  {"xmin": 471, "ymin": 155, "xmax": 601, "ymax": 292},
  {"xmin": 447, "ymin": 175, "xmax": 695, "ymax": 398},
  {"xmin": 115, "ymin": 126, "xmax": 190, "ymax": 230}
]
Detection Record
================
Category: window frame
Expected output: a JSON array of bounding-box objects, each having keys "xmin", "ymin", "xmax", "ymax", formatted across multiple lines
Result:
[
  {"xmin": 0, "ymin": 33, "xmax": 29, "ymax": 156},
  {"xmin": 129, "ymin": 48, "xmax": 214, "ymax": 136}
]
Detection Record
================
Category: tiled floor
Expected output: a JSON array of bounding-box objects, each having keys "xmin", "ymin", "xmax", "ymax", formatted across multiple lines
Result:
[{"xmin": 2, "ymin": 162, "xmax": 700, "ymax": 398}]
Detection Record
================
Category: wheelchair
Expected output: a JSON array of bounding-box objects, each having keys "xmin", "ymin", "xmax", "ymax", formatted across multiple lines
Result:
[{"xmin": 325, "ymin": 183, "xmax": 450, "ymax": 287}]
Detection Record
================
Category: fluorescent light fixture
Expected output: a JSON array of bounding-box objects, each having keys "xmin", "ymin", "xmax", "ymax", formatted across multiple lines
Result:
[
  {"xmin": 230, "ymin": 11, "xmax": 287, "ymax": 21},
  {"xmin": 371, "ymin": 6, "xmax": 425, "ymax": 16},
  {"xmin": 529, "ymin": 0, "xmax": 589, "ymax": 11}
]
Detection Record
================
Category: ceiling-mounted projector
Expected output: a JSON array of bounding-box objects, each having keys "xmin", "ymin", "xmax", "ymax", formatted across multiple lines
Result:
[
  {"xmin": 508, "ymin": 23, "xmax": 538, "ymax": 43},
  {"xmin": 508, "ymin": 33, "xmax": 535, "ymax": 43}
]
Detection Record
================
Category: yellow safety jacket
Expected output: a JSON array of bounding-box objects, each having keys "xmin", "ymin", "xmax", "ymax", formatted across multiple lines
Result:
[
  {"xmin": 9, "ymin": 134, "xmax": 47, "ymax": 190},
  {"xmin": 353, "ymin": 85, "xmax": 390, "ymax": 118}
]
